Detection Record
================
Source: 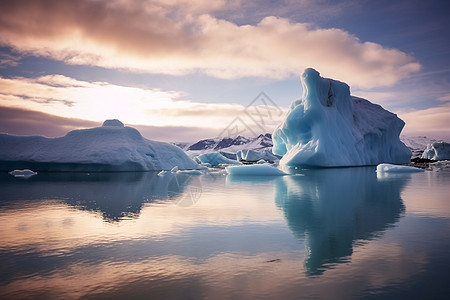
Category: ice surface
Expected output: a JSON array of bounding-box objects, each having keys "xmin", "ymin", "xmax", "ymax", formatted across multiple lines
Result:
[
  {"xmin": 273, "ymin": 68, "xmax": 411, "ymax": 167},
  {"xmin": 236, "ymin": 149, "xmax": 280, "ymax": 162},
  {"xmin": 376, "ymin": 163, "xmax": 424, "ymax": 173},
  {"xmin": 196, "ymin": 152, "xmax": 242, "ymax": 167},
  {"xmin": 421, "ymin": 142, "xmax": 450, "ymax": 160},
  {"xmin": 8, "ymin": 169, "xmax": 37, "ymax": 178},
  {"xmin": 226, "ymin": 164, "xmax": 287, "ymax": 176},
  {"xmin": 0, "ymin": 120, "xmax": 199, "ymax": 172}
]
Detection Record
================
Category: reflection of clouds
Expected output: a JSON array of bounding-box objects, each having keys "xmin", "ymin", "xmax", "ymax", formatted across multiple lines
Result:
[
  {"xmin": 0, "ymin": 169, "xmax": 442, "ymax": 299},
  {"xmin": 0, "ymin": 174, "xmax": 281, "ymax": 254},
  {"xmin": 400, "ymin": 170, "xmax": 450, "ymax": 218},
  {"xmin": 0, "ymin": 172, "xmax": 197, "ymax": 221},
  {"xmin": 275, "ymin": 167, "xmax": 407, "ymax": 275},
  {"xmin": 0, "ymin": 245, "xmax": 427, "ymax": 300}
]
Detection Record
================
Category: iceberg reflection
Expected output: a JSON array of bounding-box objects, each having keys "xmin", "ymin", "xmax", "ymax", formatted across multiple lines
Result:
[
  {"xmin": 0, "ymin": 171, "xmax": 201, "ymax": 221},
  {"xmin": 275, "ymin": 167, "xmax": 407, "ymax": 276}
]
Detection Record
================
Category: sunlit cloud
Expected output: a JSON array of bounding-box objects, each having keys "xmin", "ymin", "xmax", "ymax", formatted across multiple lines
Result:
[
  {"xmin": 0, "ymin": 0, "xmax": 420, "ymax": 88},
  {"xmin": 0, "ymin": 75, "xmax": 286, "ymax": 139}
]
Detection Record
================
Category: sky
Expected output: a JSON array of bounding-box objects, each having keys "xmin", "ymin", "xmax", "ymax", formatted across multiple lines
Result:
[{"xmin": 0, "ymin": 0, "xmax": 449, "ymax": 142}]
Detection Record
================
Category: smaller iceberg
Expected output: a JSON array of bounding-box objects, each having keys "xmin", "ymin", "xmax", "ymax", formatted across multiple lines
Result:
[
  {"xmin": 236, "ymin": 149, "xmax": 280, "ymax": 163},
  {"xmin": 376, "ymin": 163, "xmax": 424, "ymax": 173},
  {"xmin": 8, "ymin": 169, "xmax": 38, "ymax": 178},
  {"xmin": 196, "ymin": 152, "xmax": 242, "ymax": 167},
  {"xmin": 226, "ymin": 164, "xmax": 287, "ymax": 176},
  {"xmin": 421, "ymin": 142, "xmax": 450, "ymax": 160}
]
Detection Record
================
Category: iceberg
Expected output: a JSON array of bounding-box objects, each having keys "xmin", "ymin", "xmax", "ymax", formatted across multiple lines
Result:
[
  {"xmin": 0, "ymin": 120, "xmax": 199, "ymax": 172},
  {"xmin": 226, "ymin": 164, "xmax": 287, "ymax": 176},
  {"xmin": 273, "ymin": 68, "xmax": 411, "ymax": 167},
  {"xmin": 8, "ymin": 169, "xmax": 38, "ymax": 178},
  {"xmin": 196, "ymin": 152, "xmax": 242, "ymax": 167},
  {"xmin": 376, "ymin": 163, "xmax": 424, "ymax": 173},
  {"xmin": 421, "ymin": 142, "xmax": 450, "ymax": 160}
]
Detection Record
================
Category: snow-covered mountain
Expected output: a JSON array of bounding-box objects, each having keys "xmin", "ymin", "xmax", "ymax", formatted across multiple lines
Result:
[
  {"xmin": 180, "ymin": 134, "xmax": 273, "ymax": 154},
  {"xmin": 177, "ymin": 131, "xmax": 437, "ymax": 161}
]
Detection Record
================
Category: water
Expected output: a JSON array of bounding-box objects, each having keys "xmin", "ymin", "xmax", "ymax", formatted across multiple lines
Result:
[{"xmin": 0, "ymin": 167, "xmax": 449, "ymax": 299}]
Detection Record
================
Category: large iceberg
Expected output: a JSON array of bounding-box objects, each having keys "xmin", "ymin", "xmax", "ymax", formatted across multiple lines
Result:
[
  {"xmin": 0, "ymin": 120, "xmax": 199, "ymax": 172},
  {"xmin": 421, "ymin": 142, "xmax": 450, "ymax": 160},
  {"xmin": 273, "ymin": 68, "xmax": 411, "ymax": 167}
]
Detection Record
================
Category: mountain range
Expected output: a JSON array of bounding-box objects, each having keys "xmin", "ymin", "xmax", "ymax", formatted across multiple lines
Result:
[{"xmin": 176, "ymin": 134, "xmax": 438, "ymax": 158}]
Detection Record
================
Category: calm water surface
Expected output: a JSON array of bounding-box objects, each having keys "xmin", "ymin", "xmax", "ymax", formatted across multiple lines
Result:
[{"xmin": 0, "ymin": 167, "xmax": 449, "ymax": 299}]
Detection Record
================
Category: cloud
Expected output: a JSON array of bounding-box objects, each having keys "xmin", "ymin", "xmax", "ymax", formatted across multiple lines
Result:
[
  {"xmin": 0, "ymin": 0, "xmax": 420, "ymax": 88},
  {"xmin": 0, "ymin": 106, "xmax": 222, "ymax": 142},
  {"xmin": 0, "ymin": 75, "xmax": 285, "ymax": 140},
  {"xmin": 0, "ymin": 106, "xmax": 98, "ymax": 137},
  {"xmin": 0, "ymin": 50, "xmax": 22, "ymax": 68},
  {"xmin": 399, "ymin": 103, "xmax": 450, "ymax": 141},
  {"xmin": 437, "ymin": 94, "xmax": 450, "ymax": 102}
]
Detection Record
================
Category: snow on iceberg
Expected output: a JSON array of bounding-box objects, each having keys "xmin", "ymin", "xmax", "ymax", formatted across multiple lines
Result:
[
  {"xmin": 376, "ymin": 163, "xmax": 424, "ymax": 173},
  {"xmin": 196, "ymin": 152, "xmax": 242, "ymax": 167},
  {"xmin": 273, "ymin": 68, "xmax": 411, "ymax": 167},
  {"xmin": 421, "ymin": 142, "xmax": 450, "ymax": 160},
  {"xmin": 226, "ymin": 164, "xmax": 287, "ymax": 176},
  {"xmin": 0, "ymin": 120, "xmax": 199, "ymax": 172}
]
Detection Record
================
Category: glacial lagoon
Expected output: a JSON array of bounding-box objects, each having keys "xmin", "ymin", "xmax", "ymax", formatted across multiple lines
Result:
[{"xmin": 0, "ymin": 167, "xmax": 449, "ymax": 299}]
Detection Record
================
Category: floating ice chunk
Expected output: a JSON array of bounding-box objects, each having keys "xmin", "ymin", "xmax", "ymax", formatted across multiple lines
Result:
[
  {"xmin": 176, "ymin": 169, "xmax": 203, "ymax": 175},
  {"xmin": 8, "ymin": 169, "xmax": 37, "ymax": 178},
  {"xmin": 157, "ymin": 170, "xmax": 168, "ymax": 176},
  {"xmin": 226, "ymin": 164, "xmax": 287, "ymax": 176},
  {"xmin": 421, "ymin": 142, "xmax": 450, "ymax": 160},
  {"xmin": 257, "ymin": 159, "xmax": 267, "ymax": 164},
  {"xmin": 196, "ymin": 152, "xmax": 242, "ymax": 167},
  {"xmin": 171, "ymin": 166, "xmax": 179, "ymax": 173},
  {"xmin": 273, "ymin": 68, "xmax": 411, "ymax": 167},
  {"xmin": 376, "ymin": 163, "xmax": 424, "ymax": 173},
  {"xmin": 0, "ymin": 120, "xmax": 199, "ymax": 172}
]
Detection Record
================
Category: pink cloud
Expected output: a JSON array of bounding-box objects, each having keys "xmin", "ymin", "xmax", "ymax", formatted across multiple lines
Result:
[
  {"xmin": 0, "ymin": 0, "xmax": 420, "ymax": 88},
  {"xmin": 399, "ymin": 104, "xmax": 450, "ymax": 141}
]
